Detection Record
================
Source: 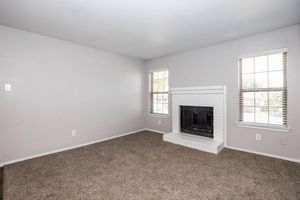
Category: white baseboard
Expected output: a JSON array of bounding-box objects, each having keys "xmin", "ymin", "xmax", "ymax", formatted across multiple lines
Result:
[
  {"xmin": 226, "ymin": 145, "xmax": 300, "ymax": 163},
  {"xmin": 0, "ymin": 129, "xmax": 145, "ymax": 167},
  {"xmin": 144, "ymin": 128, "xmax": 169, "ymax": 135},
  {"xmin": 146, "ymin": 129, "xmax": 300, "ymax": 163},
  {"xmin": 1, "ymin": 129, "xmax": 298, "ymax": 167}
]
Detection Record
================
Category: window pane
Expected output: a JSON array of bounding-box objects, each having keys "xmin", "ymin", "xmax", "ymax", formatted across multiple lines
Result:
[
  {"xmin": 150, "ymin": 70, "xmax": 169, "ymax": 115},
  {"xmin": 242, "ymin": 58, "xmax": 254, "ymax": 73},
  {"xmin": 243, "ymin": 107, "xmax": 254, "ymax": 122},
  {"xmin": 153, "ymin": 72, "xmax": 159, "ymax": 80},
  {"xmin": 157, "ymin": 94, "xmax": 162, "ymax": 103},
  {"xmin": 243, "ymin": 92, "xmax": 254, "ymax": 106},
  {"xmin": 158, "ymin": 79, "xmax": 164, "ymax": 92},
  {"xmin": 269, "ymin": 91, "xmax": 283, "ymax": 107},
  {"xmin": 162, "ymin": 94, "xmax": 168, "ymax": 104},
  {"xmin": 269, "ymin": 53, "xmax": 283, "ymax": 71},
  {"xmin": 269, "ymin": 107, "xmax": 283, "ymax": 125},
  {"xmin": 152, "ymin": 94, "xmax": 158, "ymax": 103},
  {"xmin": 255, "ymin": 107, "xmax": 268, "ymax": 123},
  {"xmin": 269, "ymin": 71, "xmax": 283, "ymax": 88},
  {"xmin": 239, "ymin": 52, "xmax": 287, "ymax": 125},
  {"xmin": 153, "ymin": 80, "xmax": 158, "ymax": 92},
  {"xmin": 157, "ymin": 103, "xmax": 162, "ymax": 113},
  {"xmin": 255, "ymin": 92, "xmax": 268, "ymax": 107},
  {"xmin": 255, "ymin": 56, "xmax": 267, "ymax": 72},
  {"xmin": 153, "ymin": 103, "xmax": 158, "ymax": 113},
  {"xmin": 158, "ymin": 71, "xmax": 163, "ymax": 79},
  {"xmin": 242, "ymin": 74, "xmax": 254, "ymax": 89},
  {"xmin": 255, "ymin": 72, "xmax": 268, "ymax": 88}
]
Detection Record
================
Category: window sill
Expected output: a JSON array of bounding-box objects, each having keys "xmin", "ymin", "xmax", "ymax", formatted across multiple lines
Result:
[
  {"xmin": 148, "ymin": 113, "xmax": 169, "ymax": 118},
  {"xmin": 236, "ymin": 122, "xmax": 291, "ymax": 132}
]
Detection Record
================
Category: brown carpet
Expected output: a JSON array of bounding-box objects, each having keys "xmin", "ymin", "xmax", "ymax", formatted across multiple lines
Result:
[{"xmin": 3, "ymin": 131, "xmax": 300, "ymax": 200}]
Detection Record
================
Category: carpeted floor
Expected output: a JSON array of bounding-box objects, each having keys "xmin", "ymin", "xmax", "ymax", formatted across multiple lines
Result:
[{"xmin": 3, "ymin": 131, "xmax": 300, "ymax": 200}]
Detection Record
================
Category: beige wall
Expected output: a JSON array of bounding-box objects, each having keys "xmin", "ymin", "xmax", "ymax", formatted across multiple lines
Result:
[
  {"xmin": 0, "ymin": 25, "xmax": 146, "ymax": 164},
  {"xmin": 145, "ymin": 25, "xmax": 300, "ymax": 161}
]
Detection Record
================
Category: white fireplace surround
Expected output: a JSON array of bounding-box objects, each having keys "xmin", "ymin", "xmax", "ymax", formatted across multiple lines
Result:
[{"xmin": 163, "ymin": 86, "xmax": 226, "ymax": 154}]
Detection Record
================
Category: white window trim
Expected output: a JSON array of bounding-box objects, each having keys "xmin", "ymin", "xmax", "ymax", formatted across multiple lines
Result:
[
  {"xmin": 236, "ymin": 122, "xmax": 291, "ymax": 132},
  {"xmin": 148, "ymin": 68, "xmax": 170, "ymax": 117},
  {"xmin": 239, "ymin": 48, "xmax": 288, "ymax": 59},
  {"xmin": 237, "ymin": 48, "xmax": 290, "ymax": 131},
  {"xmin": 148, "ymin": 112, "xmax": 170, "ymax": 118}
]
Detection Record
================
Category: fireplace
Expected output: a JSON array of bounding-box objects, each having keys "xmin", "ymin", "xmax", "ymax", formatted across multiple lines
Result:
[
  {"xmin": 163, "ymin": 86, "xmax": 226, "ymax": 154},
  {"xmin": 180, "ymin": 106, "xmax": 213, "ymax": 138}
]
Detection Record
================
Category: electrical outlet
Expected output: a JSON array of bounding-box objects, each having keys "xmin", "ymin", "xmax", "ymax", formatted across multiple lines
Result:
[
  {"xmin": 280, "ymin": 137, "xmax": 287, "ymax": 146},
  {"xmin": 158, "ymin": 120, "xmax": 161, "ymax": 125},
  {"xmin": 256, "ymin": 134, "xmax": 261, "ymax": 141},
  {"xmin": 4, "ymin": 84, "xmax": 11, "ymax": 92},
  {"xmin": 71, "ymin": 130, "xmax": 77, "ymax": 136}
]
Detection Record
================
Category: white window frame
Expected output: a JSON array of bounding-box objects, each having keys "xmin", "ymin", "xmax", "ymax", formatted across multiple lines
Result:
[
  {"xmin": 236, "ymin": 48, "xmax": 290, "ymax": 132},
  {"xmin": 148, "ymin": 69, "xmax": 169, "ymax": 116}
]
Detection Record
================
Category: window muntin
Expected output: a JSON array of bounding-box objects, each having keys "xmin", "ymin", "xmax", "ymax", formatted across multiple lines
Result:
[
  {"xmin": 149, "ymin": 70, "xmax": 169, "ymax": 115},
  {"xmin": 239, "ymin": 52, "xmax": 287, "ymax": 126}
]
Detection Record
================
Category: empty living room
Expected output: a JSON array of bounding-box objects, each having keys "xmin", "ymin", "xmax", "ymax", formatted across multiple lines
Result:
[{"xmin": 1, "ymin": 0, "xmax": 300, "ymax": 199}]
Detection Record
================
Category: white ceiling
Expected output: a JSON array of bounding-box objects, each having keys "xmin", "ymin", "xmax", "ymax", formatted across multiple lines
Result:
[{"xmin": 0, "ymin": 0, "xmax": 300, "ymax": 60}]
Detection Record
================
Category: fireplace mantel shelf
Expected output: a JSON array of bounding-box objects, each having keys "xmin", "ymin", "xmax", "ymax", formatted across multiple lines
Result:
[{"xmin": 171, "ymin": 86, "xmax": 225, "ymax": 94}]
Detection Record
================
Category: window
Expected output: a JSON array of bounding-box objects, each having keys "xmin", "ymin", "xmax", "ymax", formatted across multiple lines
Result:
[
  {"xmin": 149, "ymin": 70, "xmax": 169, "ymax": 115},
  {"xmin": 239, "ymin": 51, "xmax": 287, "ymax": 127}
]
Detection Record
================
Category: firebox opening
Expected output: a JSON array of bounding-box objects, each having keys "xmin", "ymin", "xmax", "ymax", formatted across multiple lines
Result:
[{"xmin": 180, "ymin": 106, "xmax": 213, "ymax": 138}]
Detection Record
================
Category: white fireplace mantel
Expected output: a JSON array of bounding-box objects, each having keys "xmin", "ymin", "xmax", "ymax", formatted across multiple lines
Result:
[
  {"xmin": 171, "ymin": 86, "xmax": 226, "ymax": 94},
  {"xmin": 163, "ymin": 85, "xmax": 226, "ymax": 154}
]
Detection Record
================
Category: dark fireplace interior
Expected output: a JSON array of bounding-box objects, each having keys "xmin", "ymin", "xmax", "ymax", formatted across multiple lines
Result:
[{"xmin": 180, "ymin": 106, "xmax": 213, "ymax": 138}]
